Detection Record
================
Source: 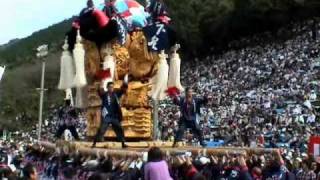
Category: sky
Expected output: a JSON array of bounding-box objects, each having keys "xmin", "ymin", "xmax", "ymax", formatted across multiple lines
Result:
[{"xmin": 0, "ymin": 0, "xmax": 103, "ymax": 45}]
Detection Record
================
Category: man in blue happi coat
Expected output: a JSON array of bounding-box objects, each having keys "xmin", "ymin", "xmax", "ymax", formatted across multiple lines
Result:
[
  {"xmin": 172, "ymin": 87, "xmax": 211, "ymax": 147},
  {"xmin": 92, "ymin": 81, "xmax": 128, "ymax": 148},
  {"xmin": 55, "ymin": 99, "xmax": 79, "ymax": 140}
]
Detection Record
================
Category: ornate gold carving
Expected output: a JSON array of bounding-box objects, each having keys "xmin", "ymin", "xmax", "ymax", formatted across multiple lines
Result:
[
  {"xmin": 83, "ymin": 40, "xmax": 100, "ymax": 79},
  {"xmin": 112, "ymin": 43, "xmax": 129, "ymax": 80},
  {"xmin": 121, "ymin": 81, "xmax": 151, "ymax": 108},
  {"xmin": 85, "ymin": 32, "xmax": 159, "ymax": 140},
  {"xmin": 126, "ymin": 31, "xmax": 159, "ymax": 79}
]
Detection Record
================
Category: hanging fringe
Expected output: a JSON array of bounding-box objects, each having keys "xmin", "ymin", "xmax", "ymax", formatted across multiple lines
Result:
[
  {"xmin": 101, "ymin": 45, "xmax": 115, "ymax": 90},
  {"xmin": 149, "ymin": 51, "xmax": 169, "ymax": 100},
  {"xmin": 167, "ymin": 44, "xmax": 184, "ymax": 92},
  {"xmin": 102, "ymin": 45, "xmax": 116, "ymax": 79},
  {"xmin": 58, "ymin": 38, "xmax": 75, "ymax": 90},
  {"xmin": 73, "ymin": 30, "xmax": 87, "ymax": 88},
  {"xmin": 65, "ymin": 88, "xmax": 74, "ymax": 106}
]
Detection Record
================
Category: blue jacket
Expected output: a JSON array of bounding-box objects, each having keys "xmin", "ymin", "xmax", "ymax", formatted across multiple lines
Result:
[
  {"xmin": 99, "ymin": 84, "xmax": 127, "ymax": 120},
  {"xmin": 173, "ymin": 96, "xmax": 208, "ymax": 122}
]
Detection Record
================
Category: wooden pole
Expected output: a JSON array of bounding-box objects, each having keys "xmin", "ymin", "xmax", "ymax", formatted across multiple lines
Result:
[
  {"xmin": 38, "ymin": 141, "xmax": 278, "ymax": 158},
  {"xmin": 152, "ymin": 99, "xmax": 159, "ymax": 140},
  {"xmin": 37, "ymin": 59, "xmax": 46, "ymax": 141}
]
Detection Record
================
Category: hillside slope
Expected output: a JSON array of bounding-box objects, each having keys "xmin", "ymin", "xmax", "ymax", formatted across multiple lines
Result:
[{"xmin": 0, "ymin": 19, "xmax": 74, "ymax": 130}]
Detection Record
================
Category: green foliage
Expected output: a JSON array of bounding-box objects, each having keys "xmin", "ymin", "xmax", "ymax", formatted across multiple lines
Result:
[
  {"xmin": 0, "ymin": 18, "xmax": 73, "ymax": 67},
  {"xmin": 166, "ymin": 0, "xmax": 320, "ymax": 54},
  {"xmin": 0, "ymin": 53, "xmax": 63, "ymax": 131},
  {"xmin": 0, "ymin": 18, "xmax": 72, "ymax": 130}
]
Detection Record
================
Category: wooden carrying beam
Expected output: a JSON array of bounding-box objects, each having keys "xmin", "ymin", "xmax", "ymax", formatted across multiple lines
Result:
[{"xmin": 38, "ymin": 141, "xmax": 278, "ymax": 158}]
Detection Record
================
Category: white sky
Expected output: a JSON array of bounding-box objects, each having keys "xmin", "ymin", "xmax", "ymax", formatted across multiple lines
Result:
[{"xmin": 0, "ymin": 0, "xmax": 103, "ymax": 45}]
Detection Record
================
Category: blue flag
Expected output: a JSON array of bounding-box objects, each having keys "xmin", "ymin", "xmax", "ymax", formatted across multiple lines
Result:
[{"xmin": 143, "ymin": 23, "xmax": 169, "ymax": 52}]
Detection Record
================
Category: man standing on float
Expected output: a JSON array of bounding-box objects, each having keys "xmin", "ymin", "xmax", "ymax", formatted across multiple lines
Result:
[
  {"xmin": 92, "ymin": 79, "xmax": 128, "ymax": 148},
  {"xmin": 172, "ymin": 87, "xmax": 210, "ymax": 147},
  {"xmin": 55, "ymin": 99, "xmax": 80, "ymax": 140}
]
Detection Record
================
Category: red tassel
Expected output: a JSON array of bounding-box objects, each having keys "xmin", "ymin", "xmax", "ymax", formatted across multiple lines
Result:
[
  {"xmin": 95, "ymin": 69, "xmax": 111, "ymax": 80},
  {"xmin": 166, "ymin": 86, "xmax": 180, "ymax": 97},
  {"xmin": 92, "ymin": 9, "xmax": 110, "ymax": 28}
]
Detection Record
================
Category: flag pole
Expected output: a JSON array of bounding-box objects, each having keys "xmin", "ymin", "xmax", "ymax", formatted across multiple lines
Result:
[
  {"xmin": 36, "ymin": 45, "xmax": 48, "ymax": 142},
  {"xmin": 37, "ymin": 59, "xmax": 46, "ymax": 141}
]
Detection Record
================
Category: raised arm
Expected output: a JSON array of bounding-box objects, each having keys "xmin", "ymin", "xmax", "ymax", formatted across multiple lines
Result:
[
  {"xmin": 97, "ymin": 85, "xmax": 106, "ymax": 97},
  {"xmin": 115, "ymin": 81, "xmax": 128, "ymax": 98},
  {"xmin": 115, "ymin": 74, "xmax": 129, "ymax": 98}
]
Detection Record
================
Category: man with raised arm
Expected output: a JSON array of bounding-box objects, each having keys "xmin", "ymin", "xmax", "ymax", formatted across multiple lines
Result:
[
  {"xmin": 171, "ymin": 87, "xmax": 211, "ymax": 147},
  {"xmin": 92, "ymin": 77, "xmax": 129, "ymax": 148}
]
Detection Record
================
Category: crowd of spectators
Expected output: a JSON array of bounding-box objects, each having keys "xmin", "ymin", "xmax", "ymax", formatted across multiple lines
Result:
[
  {"xmin": 159, "ymin": 19, "xmax": 320, "ymax": 153},
  {"xmin": 1, "ymin": 19, "xmax": 320, "ymax": 179}
]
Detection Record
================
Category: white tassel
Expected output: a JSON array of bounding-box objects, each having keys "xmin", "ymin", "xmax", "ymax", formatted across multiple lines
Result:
[
  {"xmin": 101, "ymin": 45, "xmax": 115, "ymax": 91},
  {"xmin": 75, "ymin": 87, "xmax": 85, "ymax": 109},
  {"xmin": 58, "ymin": 38, "xmax": 75, "ymax": 90},
  {"xmin": 149, "ymin": 51, "xmax": 169, "ymax": 100},
  {"xmin": 65, "ymin": 88, "xmax": 74, "ymax": 106},
  {"xmin": 168, "ymin": 44, "xmax": 184, "ymax": 91},
  {"xmin": 73, "ymin": 30, "xmax": 87, "ymax": 87}
]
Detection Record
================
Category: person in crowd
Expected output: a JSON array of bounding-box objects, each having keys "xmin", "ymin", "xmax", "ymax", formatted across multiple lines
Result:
[
  {"xmin": 296, "ymin": 160, "xmax": 317, "ymax": 180},
  {"xmin": 22, "ymin": 163, "xmax": 38, "ymax": 180},
  {"xmin": 144, "ymin": 147, "xmax": 173, "ymax": 180}
]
